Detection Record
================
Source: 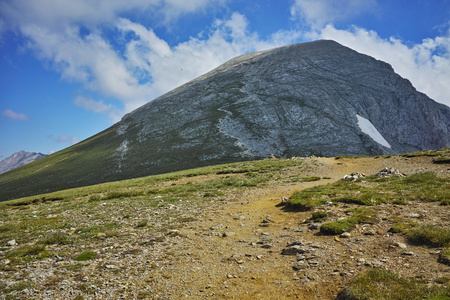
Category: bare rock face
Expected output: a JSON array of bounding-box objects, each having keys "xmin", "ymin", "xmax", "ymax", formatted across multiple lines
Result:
[
  {"xmin": 0, "ymin": 151, "xmax": 47, "ymax": 175},
  {"xmin": 1, "ymin": 40, "xmax": 449, "ymax": 200},
  {"xmin": 118, "ymin": 40, "xmax": 449, "ymax": 166}
]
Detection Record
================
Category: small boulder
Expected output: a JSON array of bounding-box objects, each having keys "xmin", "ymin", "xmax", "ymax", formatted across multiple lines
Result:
[{"xmin": 6, "ymin": 240, "xmax": 17, "ymax": 247}]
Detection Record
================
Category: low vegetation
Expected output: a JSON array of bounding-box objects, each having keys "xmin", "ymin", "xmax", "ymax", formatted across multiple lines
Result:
[
  {"xmin": 406, "ymin": 225, "xmax": 450, "ymax": 248},
  {"xmin": 320, "ymin": 208, "xmax": 376, "ymax": 235},
  {"xmin": 402, "ymin": 147, "xmax": 450, "ymax": 164},
  {"xmin": 75, "ymin": 251, "xmax": 97, "ymax": 261},
  {"xmin": 338, "ymin": 268, "xmax": 449, "ymax": 300},
  {"xmin": 288, "ymin": 171, "xmax": 450, "ymax": 209},
  {"xmin": 0, "ymin": 152, "xmax": 448, "ymax": 299}
]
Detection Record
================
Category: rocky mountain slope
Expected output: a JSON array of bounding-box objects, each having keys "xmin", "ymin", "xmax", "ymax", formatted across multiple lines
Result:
[
  {"xmin": 0, "ymin": 40, "xmax": 449, "ymax": 201},
  {"xmin": 0, "ymin": 151, "xmax": 46, "ymax": 175}
]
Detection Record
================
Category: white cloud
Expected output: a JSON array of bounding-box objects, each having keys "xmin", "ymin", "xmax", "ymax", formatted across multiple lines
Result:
[
  {"xmin": 4, "ymin": 1, "xmax": 298, "ymax": 121},
  {"xmin": 74, "ymin": 95, "xmax": 113, "ymax": 113},
  {"xmin": 319, "ymin": 25, "xmax": 450, "ymax": 107},
  {"xmin": 290, "ymin": 0, "xmax": 377, "ymax": 30},
  {"xmin": 2, "ymin": 4, "xmax": 302, "ymax": 122},
  {"xmin": 0, "ymin": 0, "xmax": 214, "ymax": 31},
  {"xmin": 50, "ymin": 135, "xmax": 80, "ymax": 145},
  {"xmin": 3, "ymin": 109, "xmax": 30, "ymax": 120}
]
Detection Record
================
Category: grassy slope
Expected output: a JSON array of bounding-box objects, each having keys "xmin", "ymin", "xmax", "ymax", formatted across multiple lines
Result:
[
  {"xmin": 1, "ymin": 158, "xmax": 305, "ymax": 206},
  {"xmin": 0, "ymin": 127, "xmax": 122, "ymax": 201}
]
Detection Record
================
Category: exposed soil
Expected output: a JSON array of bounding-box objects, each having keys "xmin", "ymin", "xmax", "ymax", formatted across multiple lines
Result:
[{"xmin": 1, "ymin": 156, "xmax": 449, "ymax": 299}]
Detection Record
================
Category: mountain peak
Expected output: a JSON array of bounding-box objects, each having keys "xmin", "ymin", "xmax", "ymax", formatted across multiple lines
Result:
[
  {"xmin": 0, "ymin": 151, "xmax": 47, "ymax": 175},
  {"xmin": 1, "ymin": 40, "xmax": 449, "ymax": 200}
]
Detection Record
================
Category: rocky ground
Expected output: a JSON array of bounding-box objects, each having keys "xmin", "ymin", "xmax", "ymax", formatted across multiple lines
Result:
[{"xmin": 1, "ymin": 155, "xmax": 449, "ymax": 299}]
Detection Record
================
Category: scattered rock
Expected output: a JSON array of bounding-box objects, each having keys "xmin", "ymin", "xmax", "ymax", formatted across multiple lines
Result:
[
  {"xmin": 293, "ymin": 261, "xmax": 308, "ymax": 270},
  {"xmin": 6, "ymin": 239, "xmax": 17, "ymax": 246},
  {"xmin": 281, "ymin": 245, "xmax": 308, "ymax": 256},
  {"xmin": 340, "ymin": 232, "xmax": 351, "ymax": 238},
  {"xmin": 394, "ymin": 242, "xmax": 407, "ymax": 249},
  {"xmin": 287, "ymin": 240, "xmax": 304, "ymax": 247},
  {"xmin": 408, "ymin": 213, "xmax": 420, "ymax": 218},
  {"xmin": 364, "ymin": 230, "xmax": 376, "ymax": 236},
  {"xmin": 222, "ymin": 232, "xmax": 235, "ymax": 237},
  {"xmin": 308, "ymin": 223, "xmax": 320, "ymax": 230},
  {"xmin": 342, "ymin": 172, "xmax": 365, "ymax": 181},
  {"xmin": 105, "ymin": 265, "xmax": 117, "ymax": 269},
  {"xmin": 376, "ymin": 167, "xmax": 406, "ymax": 178}
]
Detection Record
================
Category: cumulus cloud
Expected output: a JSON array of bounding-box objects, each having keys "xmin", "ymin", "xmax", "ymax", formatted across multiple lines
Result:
[
  {"xmin": 1, "ymin": 1, "xmax": 303, "ymax": 121},
  {"xmin": 3, "ymin": 109, "xmax": 30, "ymax": 120},
  {"xmin": 290, "ymin": 0, "xmax": 377, "ymax": 30},
  {"xmin": 0, "ymin": 0, "xmax": 213, "ymax": 30},
  {"xmin": 0, "ymin": 0, "xmax": 224, "ymax": 118},
  {"xmin": 319, "ymin": 25, "xmax": 450, "ymax": 107}
]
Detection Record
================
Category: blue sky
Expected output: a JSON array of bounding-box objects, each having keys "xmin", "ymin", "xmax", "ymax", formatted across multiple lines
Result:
[{"xmin": 1, "ymin": 0, "xmax": 449, "ymax": 159}]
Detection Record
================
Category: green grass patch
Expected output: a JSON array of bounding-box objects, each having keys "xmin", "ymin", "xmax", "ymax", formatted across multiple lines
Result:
[
  {"xmin": 310, "ymin": 211, "xmax": 329, "ymax": 222},
  {"xmin": 338, "ymin": 268, "xmax": 450, "ymax": 300},
  {"xmin": 320, "ymin": 219, "xmax": 352, "ymax": 235},
  {"xmin": 64, "ymin": 264, "xmax": 83, "ymax": 271},
  {"xmin": 320, "ymin": 208, "xmax": 376, "ymax": 235},
  {"xmin": 75, "ymin": 250, "xmax": 97, "ymax": 261},
  {"xmin": 407, "ymin": 225, "xmax": 450, "ymax": 247},
  {"xmin": 388, "ymin": 221, "xmax": 417, "ymax": 234},
  {"xmin": 291, "ymin": 176, "xmax": 321, "ymax": 183},
  {"xmin": 135, "ymin": 220, "xmax": 148, "ymax": 228},
  {"xmin": 439, "ymin": 249, "xmax": 450, "ymax": 266},
  {"xmin": 38, "ymin": 231, "xmax": 72, "ymax": 245},
  {"xmin": 6, "ymin": 244, "xmax": 47, "ymax": 264}
]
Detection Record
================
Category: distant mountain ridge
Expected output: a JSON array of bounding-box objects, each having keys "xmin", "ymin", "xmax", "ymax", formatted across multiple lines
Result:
[
  {"xmin": 0, "ymin": 40, "xmax": 449, "ymax": 201},
  {"xmin": 0, "ymin": 150, "xmax": 47, "ymax": 175}
]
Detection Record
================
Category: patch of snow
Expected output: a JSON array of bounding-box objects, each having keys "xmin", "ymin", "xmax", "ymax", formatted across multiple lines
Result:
[{"xmin": 356, "ymin": 115, "xmax": 391, "ymax": 149}]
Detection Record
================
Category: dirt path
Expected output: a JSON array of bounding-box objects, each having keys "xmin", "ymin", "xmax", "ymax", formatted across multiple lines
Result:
[{"xmin": 159, "ymin": 156, "xmax": 449, "ymax": 299}]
